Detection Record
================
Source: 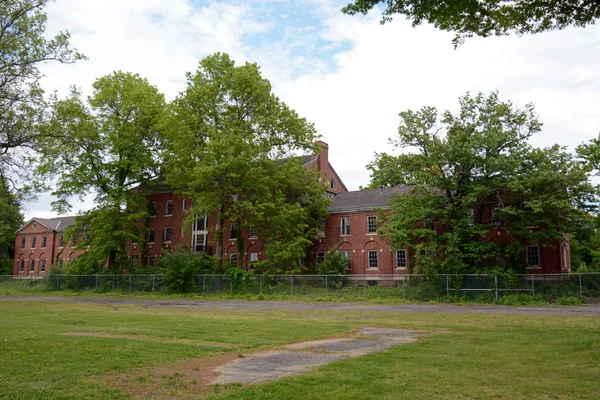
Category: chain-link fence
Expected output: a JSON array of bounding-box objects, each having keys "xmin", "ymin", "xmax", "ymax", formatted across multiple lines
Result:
[{"xmin": 1, "ymin": 273, "xmax": 599, "ymax": 302}]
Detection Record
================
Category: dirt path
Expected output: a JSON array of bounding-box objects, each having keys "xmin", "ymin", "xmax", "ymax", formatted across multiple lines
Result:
[{"xmin": 1, "ymin": 295, "xmax": 599, "ymax": 316}]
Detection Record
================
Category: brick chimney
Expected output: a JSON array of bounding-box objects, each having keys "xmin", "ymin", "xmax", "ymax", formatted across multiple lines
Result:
[{"xmin": 316, "ymin": 140, "xmax": 328, "ymax": 173}]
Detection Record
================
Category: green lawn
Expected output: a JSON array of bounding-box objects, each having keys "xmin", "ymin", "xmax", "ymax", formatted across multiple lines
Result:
[{"xmin": 0, "ymin": 301, "xmax": 598, "ymax": 400}]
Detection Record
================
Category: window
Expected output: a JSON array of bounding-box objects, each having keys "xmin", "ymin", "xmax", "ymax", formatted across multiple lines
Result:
[
  {"xmin": 192, "ymin": 233, "xmax": 206, "ymax": 252},
  {"xmin": 40, "ymin": 259, "xmax": 46, "ymax": 272},
  {"xmin": 424, "ymin": 217, "xmax": 435, "ymax": 231},
  {"xmin": 148, "ymin": 201, "xmax": 157, "ymax": 217},
  {"xmin": 85, "ymin": 233, "xmax": 91, "ymax": 242},
  {"xmin": 165, "ymin": 200, "xmax": 173, "ymax": 216},
  {"xmin": 148, "ymin": 255, "xmax": 156, "ymax": 266},
  {"xmin": 71, "ymin": 235, "xmax": 77, "ymax": 247},
  {"xmin": 31, "ymin": 236, "xmax": 37, "ymax": 249},
  {"xmin": 148, "ymin": 228, "xmax": 155, "ymax": 243},
  {"xmin": 341, "ymin": 217, "xmax": 350, "ymax": 235},
  {"xmin": 232, "ymin": 194, "xmax": 239, "ymax": 202},
  {"xmin": 164, "ymin": 227, "xmax": 172, "ymax": 242},
  {"xmin": 299, "ymin": 256, "xmax": 306, "ymax": 266},
  {"xmin": 18, "ymin": 260, "xmax": 24, "ymax": 272},
  {"xmin": 182, "ymin": 199, "xmax": 187, "ymax": 211},
  {"xmin": 29, "ymin": 259, "xmax": 35, "ymax": 272},
  {"xmin": 367, "ymin": 216, "xmax": 377, "ymax": 234},
  {"xmin": 58, "ymin": 259, "xmax": 64, "ymax": 267},
  {"xmin": 41, "ymin": 236, "xmax": 47, "ymax": 248},
  {"xmin": 316, "ymin": 251, "xmax": 326, "ymax": 263},
  {"xmin": 230, "ymin": 222, "xmax": 237, "ymax": 239},
  {"xmin": 396, "ymin": 249, "xmax": 407, "ymax": 269},
  {"xmin": 249, "ymin": 252, "xmax": 258, "ymax": 263},
  {"xmin": 193, "ymin": 214, "xmax": 207, "ymax": 231},
  {"xmin": 465, "ymin": 208, "xmax": 475, "ymax": 227},
  {"xmin": 317, "ymin": 222, "xmax": 325, "ymax": 237},
  {"xmin": 492, "ymin": 207, "xmax": 504, "ymax": 227},
  {"xmin": 181, "ymin": 226, "xmax": 185, "ymax": 238},
  {"xmin": 368, "ymin": 250, "xmax": 378, "ymax": 269},
  {"xmin": 20, "ymin": 237, "xmax": 25, "ymax": 250},
  {"xmin": 229, "ymin": 253, "xmax": 238, "ymax": 264},
  {"xmin": 330, "ymin": 179, "xmax": 335, "ymax": 189},
  {"xmin": 59, "ymin": 235, "xmax": 64, "ymax": 247},
  {"xmin": 249, "ymin": 227, "xmax": 258, "ymax": 238},
  {"xmin": 526, "ymin": 246, "xmax": 540, "ymax": 267},
  {"xmin": 131, "ymin": 255, "xmax": 139, "ymax": 267},
  {"xmin": 341, "ymin": 250, "xmax": 351, "ymax": 269}
]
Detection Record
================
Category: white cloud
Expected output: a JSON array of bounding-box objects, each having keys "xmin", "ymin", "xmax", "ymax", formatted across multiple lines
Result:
[{"xmin": 24, "ymin": 0, "xmax": 600, "ymax": 218}]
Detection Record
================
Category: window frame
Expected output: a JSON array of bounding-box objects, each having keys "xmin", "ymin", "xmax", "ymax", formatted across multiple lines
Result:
[
  {"xmin": 41, "ymin": 235, "xmax": 47, "ymax": 249},
  {"xmin": 31, "ymin": 236, "xmax": 36, "ymax": 249},
  {"xmin": 147, "ymin": 255, "xmax": 156, "ymax": 266},
  {"xmin": 29, "ymin": 259, "xmax": 35, "ymax": 272},
  {"xmin": 149, "ymin": 201, "xmax": 157, "ymax": 217},
  {"xmin": 249, "ymin": 227, "xmax": 258, "ymax": 238},
  {"xmin": 148, "ymin": 228, "xmax": 156, "ymax": 244},
  {"xmin": 164, "ymin": 227, "xmax": 172, "ymax": 242},
  {"xmin": 341, "ymin": 250, "xmax": 351, "ymax": 269},
  {"xmin": 18, "ymin": 260, "xmax": 25, "ymax": 272},
  {"xmin": 229, "ymin": 253, "xmax": 238, "ymax": 264},
  {"xmin": 40, "ymin": 259, "xmax": 46, "ymax": 272},
  {"xmin": 492, "ymin": 207, "xmax": 504, "ymax": 227},
  {"xmin": 340, "ymin": 216, "xmax": 350, "ymax": 236},
  {"xmin": 165, "ymin": 200, "xmax": 173, "ymax": 216},
  {"xmin": 526, "ymin": 245, "xmax": 540, "ymax": 267},
  {"xmin": 367, "ymin": 216, "xmax": 377, "ymax": 234},
  {"xmin": 395, "ymin": 249, "xmax": 407, "ymax": 269},
  {"xmin": 367, "ymin": 250, "xmax": 378, "ymax": 269},
  {"xmin": 182, "ymin": 199, "xmax": 187, "ymax": 211},
  {"xmin": 59, "ymin": 234, "xmax": 64, "ymax": 248},
  {"xmin": 229, "ymin": 222, "xmax": 237, "ymax": 239},
  {"xmin": 20, "ymin": 237, "xmax": 26, "ymax": 250},
  {"xmin": 316, "ymin": 251, "xmax": 326, "ymax": 263}
]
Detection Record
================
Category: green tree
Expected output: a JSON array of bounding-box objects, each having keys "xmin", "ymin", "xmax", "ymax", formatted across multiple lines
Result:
[
  {"xmin": 164, "ymin": 53, "xmax": 330, "ymax": 270},
  {"xmin": 0, "ymin": 182, "xmax": 23, "ymax": 274},
  {"xmin": 342, "ymin": 0, "xmax": 600, "ymax": 47},
  {"xmin": 0, "ymin": 0, "xmax": 83, "ymax": 190},
  {"xmin": 36, "ymin": 72, "xmax": 166, "ymax": 269},
  {"xmin": 375, "ymin": 92, "xmax": 594, "ymax": 273}
]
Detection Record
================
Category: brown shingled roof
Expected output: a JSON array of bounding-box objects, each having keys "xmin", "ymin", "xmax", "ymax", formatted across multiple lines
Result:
[
  {"xmin": 17, "ymin": 216, "xmax": 76, "ymax": 233},
  {"xmin": 328, "ymin": 186, "xmax": 415, "ymax": 213}
]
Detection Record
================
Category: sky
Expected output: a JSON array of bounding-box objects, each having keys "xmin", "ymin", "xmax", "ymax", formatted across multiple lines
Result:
[{"xmin": 24, "ymin": 0, "xmax": 600, "ymax": 219}]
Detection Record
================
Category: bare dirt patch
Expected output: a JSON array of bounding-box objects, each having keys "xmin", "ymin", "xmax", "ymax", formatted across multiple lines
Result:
[
  {"xmin": 97, "ymin": 327, "xmax": 422, "ymax": 399},
  {"xmin": 61, "ymin": 332, "xmax": 235, "ymax": 348}
]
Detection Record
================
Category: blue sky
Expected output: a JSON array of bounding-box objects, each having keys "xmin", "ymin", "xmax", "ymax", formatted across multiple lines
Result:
[{"xmin": 25, "ymin": 0, "xmax": 600, "ymax": 219}]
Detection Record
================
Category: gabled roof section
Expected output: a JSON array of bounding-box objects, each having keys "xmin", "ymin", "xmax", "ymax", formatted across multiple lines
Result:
[
  {"xmin": 328, "ymin": 186, "xmax": 415, "ymax": 213},
  {"xmin": 16, "ymin": 216, "xmax": 76, "ymax": 234},
  {"xmin": 327, "ymin": 162, "xmax": 348, "ymax": 192}
]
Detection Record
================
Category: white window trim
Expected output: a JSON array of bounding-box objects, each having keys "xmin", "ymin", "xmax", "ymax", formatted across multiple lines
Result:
[
  {"xmin": 367, "ymin": 216, "xmax": 377, "ymax": 235},
  {"xmin": 316, "ymin": 251, "xmax": 326, "ymax": 263},
  {"xmin": 367, "ymin": 250, "xmax": 378, "ymax": 269},
  {"xmin": 165, "ymin": 200, "xmax": 173, "ymax": 216},
  {"xmin": 340, "ymin": 217, "xmax": 350, "ymax": 236},
  {"xmin": 164, "ymin": 227, "xmax": 172, "ymax": 243},
  {"xmin": 148, "ymin": 228, "xmax": 156, "ymax": 244},
  {"xmin": 395, "ymin": 249, "xmax": 407, "ymax": 269}
]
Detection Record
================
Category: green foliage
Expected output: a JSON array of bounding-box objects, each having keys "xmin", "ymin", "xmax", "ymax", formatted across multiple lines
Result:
[
  {"xmin": 342, "ymin": 0, "xmax": 600, "ymax": 47},
  {"xmin": 497, "ymin": 294, "xmax": 546, "ymax": 306},
  {"xmin": 0, "ymin": 0, "xmax": 83, "ymax": 194},
  {"xmin": 376, "ymin": 92, "xmax": 594, "ymax": 274},
  {"xmin": 555, "ymin": 296, "xmax": 584, "ymax": 306},
  {"xmin": 0, "ymin": 184, "xmax": 23, "ymax": 274},
  {"xmin": 161, "ymin": 248, "xmax": 216, "ymax": 293},
  {"xmin": 36, "ymin": 71, "xmax": 166, "ymax": 269},
  {"xmin": 164, "ymin": 53, "xmax": 329, "ymax": 267},
  {"xmin": 316, "ymin": 248, "xmax": 349, "ymax": 275}
]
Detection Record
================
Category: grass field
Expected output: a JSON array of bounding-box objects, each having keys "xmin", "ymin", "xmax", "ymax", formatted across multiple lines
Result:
[{"xmin": 0, "ymin": 300, "xmax": 598, "ymax": 400}]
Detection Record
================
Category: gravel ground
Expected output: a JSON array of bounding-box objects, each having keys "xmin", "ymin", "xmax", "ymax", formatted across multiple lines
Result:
[{"xmin": 1, "ymin": 295, "xmax": 599, "ymax": 316}]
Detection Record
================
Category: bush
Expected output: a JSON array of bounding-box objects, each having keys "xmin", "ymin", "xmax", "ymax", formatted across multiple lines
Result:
[
  {"xmin": 316, "ymin": 249, "xmax": 349, "ymax": 275},
  {"xmin": 555, "ymin": 296, "xmax": 584, "ymax": 306},
  {"xmin": 161, "ymin": 248, "xmax": 216, "ymax": 293},
  {"xmin": 498, "ymin": 294, "xmax": 546, "ymax": 306}
]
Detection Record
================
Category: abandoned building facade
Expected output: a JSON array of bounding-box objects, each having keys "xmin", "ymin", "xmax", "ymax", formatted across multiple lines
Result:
[{"xmin": 13, "ymin": 142, "xmax": 571, "ymax": 276}]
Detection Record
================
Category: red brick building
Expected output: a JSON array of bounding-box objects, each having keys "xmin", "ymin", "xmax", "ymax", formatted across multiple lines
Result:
[
  {"xmin": 12, "ymin": 216, "xmax": 86, "ymax": 277},
  {"xmin": 13, "ymin": 141, "xmax": 571, "ymax": 275}
]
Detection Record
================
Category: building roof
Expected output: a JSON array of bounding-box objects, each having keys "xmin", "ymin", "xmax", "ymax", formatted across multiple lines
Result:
[
  {"xmin": 328, "ymin": 186, "xmax": 415, "ymax": 213},
  {"xmin": 17, "ymin": 216, "xmax": 76, "ymax": 233}
]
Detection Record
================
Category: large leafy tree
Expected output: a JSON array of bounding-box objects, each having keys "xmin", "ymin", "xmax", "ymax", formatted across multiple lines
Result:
[
  {"xmin": 0, "ymin": 0, "xmax": 83, "ymax": 190},
  {"xmin": 342, "ymin": 0, "xmax": 600, "ymax": 47},
  {"xmin": 0, "ymin": 182, "xmax": 23, "ymax": 274},
  {"xmin": 165, "ymin": 53, "xmax": 329, "ymax": 269},
  {"xmin": 37, "ymin": 72, "xmax": 166, "ymax": 269},
  {"xmin": 375, "ymin": 92, "xmax": 595, "ymax": 273}
]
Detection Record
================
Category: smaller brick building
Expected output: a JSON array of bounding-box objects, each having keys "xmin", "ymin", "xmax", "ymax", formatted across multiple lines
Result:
[{"xmin": 12, "ymin": 216, "xmax": 85, "ymax": 277}]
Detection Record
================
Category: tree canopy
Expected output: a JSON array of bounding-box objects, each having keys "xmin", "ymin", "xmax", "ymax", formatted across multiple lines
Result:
[
  {"xmin": 164, "ymin": 53, "xmax": 330, "ymax": 270},
  {"xmin": 342, "ymin": 0, "xmax": 600, "ymax": 46},
  {"xmin": 374, "ymin": 92, "xmax": 595, "ymax": 274},
  {"xmin": 0, "ymin": 0, "xmax": 83, "ymax": 190},
  {"xmin": 37, "ymin": 71, "xmax": 166, "ymax": 269}
]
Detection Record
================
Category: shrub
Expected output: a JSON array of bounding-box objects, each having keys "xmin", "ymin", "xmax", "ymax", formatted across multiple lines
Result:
[
  {"xmin": 316, "ymin": 249, "xmax": 349, "ymax": 275},
  {"xmin": 160, "ymin": 248, "xmax": 216, "ymax": 293},
  {"xmin": 498, "ymin": 294, "xmax": 546, "ymax": 306},
  {"xmin": 555, "ymin": 296, "xmax": 583, "ymax": 306}
]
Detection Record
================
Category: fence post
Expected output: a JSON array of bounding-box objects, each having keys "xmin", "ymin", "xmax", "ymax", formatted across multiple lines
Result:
[
  {"xmin": 202, "ymin": 275, "xmax": 206, "ymax": 295},
  {"xmin": 445, "ymin": 274, "xmax": 449, "ymax": 297},
  {"xmin": 402, "ymin": 278, "xmax": 405, "ymax": 300},
  {"xmin": 579, "ymin": 274, "xmax": 583, "ymax": 297},
  {"xmin": 152, "ymin": 275, "xmax": 155, "ymax": 292},
  {"xmin": 531, "ymin": 275, "xmax": 535, "ymax": 296},
  {"xmin": 495, "ymin": 274, "xmax": 498, "ymax": 302},
  {"xmin": 325, "ymin": 275, "xmax": 328, "ymax": 296},
  {"xmin": 291, "ymin": 275, "xmax": 294, "ymax": 296},
  {"xmin": 259, "ymin": 275, "xmax": 262, "ymax": 294},
  {"xmin": 95, "ymin": 274, "xmax": 98, "ymax": 291}
]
